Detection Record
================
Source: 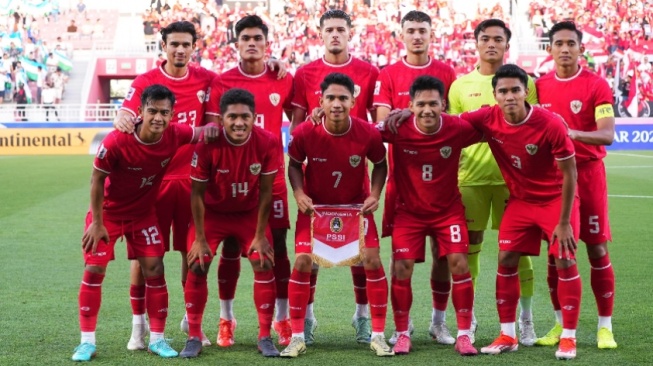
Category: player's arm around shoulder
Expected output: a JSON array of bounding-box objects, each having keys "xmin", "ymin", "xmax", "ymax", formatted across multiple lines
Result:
[{"xmin": 568, "ymin": 78, "xmax": 615, "ymax": 146}]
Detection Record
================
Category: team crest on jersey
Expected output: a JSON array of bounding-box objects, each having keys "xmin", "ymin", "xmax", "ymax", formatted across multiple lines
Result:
[
  {"xmin": 374, "ymin": 81, "xmax": 381, "ymax": 95},
  {"xmin": 269, "ymin": 93, "xmax": 280, "ymax": 106},
  {"xmin": 525, "ymin": 144, "xmax": 538, "ymax": 155},
  {"xmin": 197, "ymin": 90, "xmax": 206, "ymax": 103},
  {"xmin": 354, "ymin": 85, "xmax": 361, "ymax": 98},
  {"xmin": 440, "ymin": 146, "xmax": 452, "ymax": 159},
  {"xmin": 191, "ymin": 152, "xmax": 198, "ymax": 168},
  {"xmin": 570, "ymin": 100, "xmax": 582, "ymax": 114},
  {"xmin": 250, "ymin": 163, "xmax": 261, "ymax": 175},
  {"xmin": 125, "ymin": 87, "xmax": 135, "ymax": 101},
  {"xmin": 96, "ymin": 144, "xmax": 107, "ymax": 159},
  {"xmin": 349, "ymin": 155, "xmax": 361, "ymax": 168},
  {"xmin": 161, "ymin": 158, "xmax": 171, "ymax": 167},
  {"xmin": 330, "ymin": 217, "xmax": 343, "ymax": 233}
]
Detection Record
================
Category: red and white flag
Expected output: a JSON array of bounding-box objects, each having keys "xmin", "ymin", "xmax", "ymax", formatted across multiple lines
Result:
[
  {"xmin": 626, "ymin": 67, "xmax": 639, "ymax": 117},
  {"xmin": 311, "ymin": 205, "xmax": 364, "ymax": 267}
]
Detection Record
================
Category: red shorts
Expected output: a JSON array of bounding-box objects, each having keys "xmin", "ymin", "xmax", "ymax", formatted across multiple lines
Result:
[
  {"xmin": 269, "ymin": 169, "xmax": 290, "ymax": 230},
  {"xmin": 577, "ymin": 160, "xmax": 611, "ymax": 245},
  {"xmin": 83, "ymin": 212, "xmax": 165, "ymax": 266},
  {"xmin": 294, "ymin": 211, "xmax": 380, "ymax": 254},
  {"xmin": 156, "ymin": 179, "xmax": 191, "ymax": 252},
  {"xmin": 187, "ymin": 209, "xmax": 273, "ymax": 262},
  {"xmin": 498, "ymin": 197, "xmax": 580, "ymax": 258},
  {"xmin": 392, "ymin": 204, "xmax": 469, "ymax": 262}
]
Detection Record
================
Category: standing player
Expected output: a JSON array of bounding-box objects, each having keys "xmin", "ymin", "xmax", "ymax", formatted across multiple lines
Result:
[
  {"xmin": 535, "ymin": 21, "xmax": 617, "ymax": 350},
  {"xmin": 378, "ymin": 76, "xmax": 479, "ymax": 356},
  {"xmin": 204, "ymin": 15, "xmax": 294, "ymax": 348},
  {"xmin": 71, "ymin": 85, "xmax": 216, "ymax": 361},
  {"xmin": 373, "ymin": 10, "xmax": 457, "ymax": 345},
  {"xmin": 113, "ymin": 20, "xmax": 216, "ymax": 348},
  {"xmin": 280, "ymin": 73, "xmax": 393, "ymax": 358},
  {"xmin": 180, "ymin": 89, "xmax": 281, "ymax": 358},
  {"xmin": 461, "ymin": 65, "xmax": 582, "ymax": 361},
  {"xmin": 448, "ymin": 19, "xmax": 538, "ymax": 345},
  {"xmin": 289, "ymin": 9, "xmax": 380, "ymax": 344}
]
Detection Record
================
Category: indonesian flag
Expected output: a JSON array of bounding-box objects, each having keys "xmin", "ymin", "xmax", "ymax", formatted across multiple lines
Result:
[
  {"xmin": 626, "ymin": 68, "xmax": 639, "ymax": 117},
  {"xmin": 311, "ymin": 205, "xmax": 365, "ymax": 268},
  {"xmin": 534, "ymin": 54, "xmax": 554, "ymax": 77}
]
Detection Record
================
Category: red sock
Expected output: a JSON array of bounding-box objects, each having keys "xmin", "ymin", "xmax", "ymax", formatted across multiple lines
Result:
[
  {"xmin": 547, "ymin": 255, "xmax": 561, "ymax": 311},
  {"xmin": 254, "ymin": 271, "xmax": 276, "ymax": 338},
  {"xmin": 496, "ymin": 265, "xmax": 519, "ymax": 323},
  {"xmin": 365, "ymin": 268, "xmax": 387, "ymax": 333},
  {"xmin": 79, "ymin": 270, "xmax": 105, "ymax": 332},
  {"xmin": 288, "ymin": 270, "xmax": 311, "ymax": 333},
  {"xmin": 218, "ymin": 251, "xmax": 240, "ymax": 301},
  {"xmin": 451, "ymin": 272, "xmax": 474, "ymax": 331},
  {"xmin": 590, "ymin": 254, "xmax": 615, "ymax": 317},
  {"xmin": 274, "ymin": 253, "xmax": 291, "ymax": 300},
  {"xmin": 391, "ymin": 277, "xmax": 412, "ymax": 332},
  {"xmin": 351, "ymin": 266, "xmax": 368, "ymax": 305},
  {"xmin": 145, "ymin": 275, "xmax": 169, "ymax": 333},
  {"xmin": 557, "ymin": 265, "xmax": 582, "ymax": 330},
  {"xmin": 129, "ymin": 284, "xmax": 145, "ymax": 315},
  {"xmin": 431, "ymin": 279, "xmax": 450, "ymax": 312},
  {"xmin": 184, "ymin": 271, "xmax": 208, "ymax": 338},
  {"xmin": 308, "ymin": 272, "xmax": 318, "ymax": 305}
]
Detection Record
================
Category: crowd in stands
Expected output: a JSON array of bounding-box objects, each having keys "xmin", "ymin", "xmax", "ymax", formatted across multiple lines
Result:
[{"xmin": 144, "ymin": 0, "xmax": 508, "ymax": 76}]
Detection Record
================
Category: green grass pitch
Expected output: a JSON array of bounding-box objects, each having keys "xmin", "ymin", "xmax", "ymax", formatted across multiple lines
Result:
[{"xmin": 0, "ymin": 152, "xmax": 652, "ymax": 365}]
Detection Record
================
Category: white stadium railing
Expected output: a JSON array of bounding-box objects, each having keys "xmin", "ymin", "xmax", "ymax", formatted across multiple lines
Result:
[
  {"xmin": 0, "ymin": 104, "xmax": 120, "ymax": 123},
  {"xmin": 514, "ymin": 37, "xmax": 549, "ymax": 55}
]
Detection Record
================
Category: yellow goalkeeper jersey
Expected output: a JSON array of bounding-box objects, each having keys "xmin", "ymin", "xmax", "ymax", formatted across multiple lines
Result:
[{"xmin": 448, "ymin": 67, "xmax": 539, "ymax": 186}]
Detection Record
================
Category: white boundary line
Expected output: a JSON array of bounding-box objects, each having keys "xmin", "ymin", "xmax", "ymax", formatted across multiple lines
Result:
[
  {"xmin": 606, "ymin": 165, "xmax": 653, "ymax": 168},
  {"xmin": 609, "ymin": 152, "xmax": 653, "ymax": 158},
  {"xmin": 609, "ymin": 194, "xmax": 653, "ymax": 199}
]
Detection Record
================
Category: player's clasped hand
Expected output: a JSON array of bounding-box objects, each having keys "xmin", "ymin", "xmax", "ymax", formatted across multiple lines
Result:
[
  {"xmin": 187, "ymin": 238, "xmax": 213, "ymax": 271},
  {"xmin": 202, "ymin": 123, "xmax": 220, "ymax": 143},
  {"xmin": 384, "ymin": 108, "xmax": 411, "ymax": 134},
  {"xmin": 360, "ymin": 196, "xmax": 379, "ymax": 215},
  {"xmin": 81, "ymin": 222, "xmax": 109, "ymax": 255},
  {"xmin": 249, "ymin": 235, "xmax": 275, "ymax": 267},
  {"xmin": 553, "ymin": 223, "xmax": 577, "ymax": 260}
]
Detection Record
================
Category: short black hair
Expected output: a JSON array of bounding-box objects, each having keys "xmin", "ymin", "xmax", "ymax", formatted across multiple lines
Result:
[
  {"xmin": 235, "ymin": 15, "xmax": 269, "ymax": 39},
  {"xmin": 220, "ymin": 88, "xmax": 256, "ymax": 115},
  {"xmin": 549, "ymin": 21, "xmax": 583, "ymax": 44},
  {"xmin": 401, "ymin": 10, "xmax": 431, "ymax": 27},
  {"xmin": 491, "ymin": 64, "xmax": 529, "ymax": 90},
  {"xmin": 141, "ymin": 84, "xmax": 176, "ymax": 107},
  {"xmin": 319, "ymin": 9, "xmax": 352, "ymax": 28},
  {"xmin": 409, "ymin": 75, "xmax": 445, "ymax": 100},
  {"xmin": 320, "ymin": 72, "xmax": 355, "ymax": 96},
  {"xmin": 474, "ymin": 19, "xmax": 512, "ymax": 42},
  {"xmin": 160, "ymin": 20, "xmax": 197, "ymax": 44}
]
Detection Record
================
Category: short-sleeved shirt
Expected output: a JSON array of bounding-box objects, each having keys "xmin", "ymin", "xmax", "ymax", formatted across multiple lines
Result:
[
  {"xmin": 120, "ymin": 62, "xmax": 217, "ymax": 180},
  {"xmin": 94, "ymin": 123, "xmax": 195, "ymax": 220},
  {"xmin": 191, "ymin": 127, "xmax": 279, "ymax": 213},
  {"xmin": 373, "ymin": 56, "xmax": 456, "ymax": 110},
  {"xmin": 292, "ymin": 56, "xmax": 379, "ymax": 122},
  {"xmin": 461, "ymin": 105, "xmax": 575, "ymax": 204},
  {"xmin": 288, "ymin": 116, "xmax": 386, "ymax": 204},
  {"xmin": 377, "ymin": 114, "xmax": 482, "ymax": 215},
  {"xmin": 206, "ymin": 64, "xmax": 293, "ymax": 142},
  {"xmin": 449, "ymin": 68, "xmax": 539, "ymax": 186},
  {"xmin": 536, "ymin": 67, "xmax": 614, "ymax": 163}
]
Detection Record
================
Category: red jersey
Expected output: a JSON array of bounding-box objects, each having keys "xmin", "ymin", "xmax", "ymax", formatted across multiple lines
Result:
[
  {"xmin": 121, "ymin": 62, "xmax": 217, "ymax": 180},
  {"xmin": 536, "ymin": 68, "xmax": 614, "ymax": 163},
  {"xmin": 288, "ymin": 117, "xmax": 386, "ymax": 205},
  {"xmin": 377, "ymin": 114, "xmax": 482, "ymax": 215},
  {"xmin": 190, "ymin": 127, "xmax": 280, "ymax": 213},
  {"xmin": 373, "ymin": 57, "xmax": 457, "ymax": 110},
  {"xmin": 93, "ymin": 124, "xmax": 195, "ymax": 221},
  {"xmin": 206, "ymin": 64, "xmax": 294, "ymax": 141},
  {"xmin": 461, "ymin": 105, "xmax": 575, "ymax": 204},
  {"xmin": 292, "ymin": 56, "xmax": 379, "ymax": 122}
]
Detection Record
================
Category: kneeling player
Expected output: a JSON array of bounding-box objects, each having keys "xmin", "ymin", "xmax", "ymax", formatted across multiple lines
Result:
[
  {"xmin": 180, "ymin": 89, "xmax": 281, "ymax": 358},
  {"xmin": 377, "ymin": 76, "xmax": 479, "ymax": 356}
]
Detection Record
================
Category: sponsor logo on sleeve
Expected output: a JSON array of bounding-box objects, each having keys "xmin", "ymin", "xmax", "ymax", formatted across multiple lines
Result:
[
  {"xmin": 191, "ymin": 152, "xmax": 198, "ymax": 167},
  {"xmin": 97, "ymin": 143, "xmax": 107, "ymax": 159},
  {"xmin": 354, "ymin": 85, "xmax": 361, "ymax": 98},
  {"xmin": 125, "ymin": 87, "xmax": 135, "ymax": 101},
  {"xmin": 373, "ymin": 81, "xmax": 381, "ymax": 95}
]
